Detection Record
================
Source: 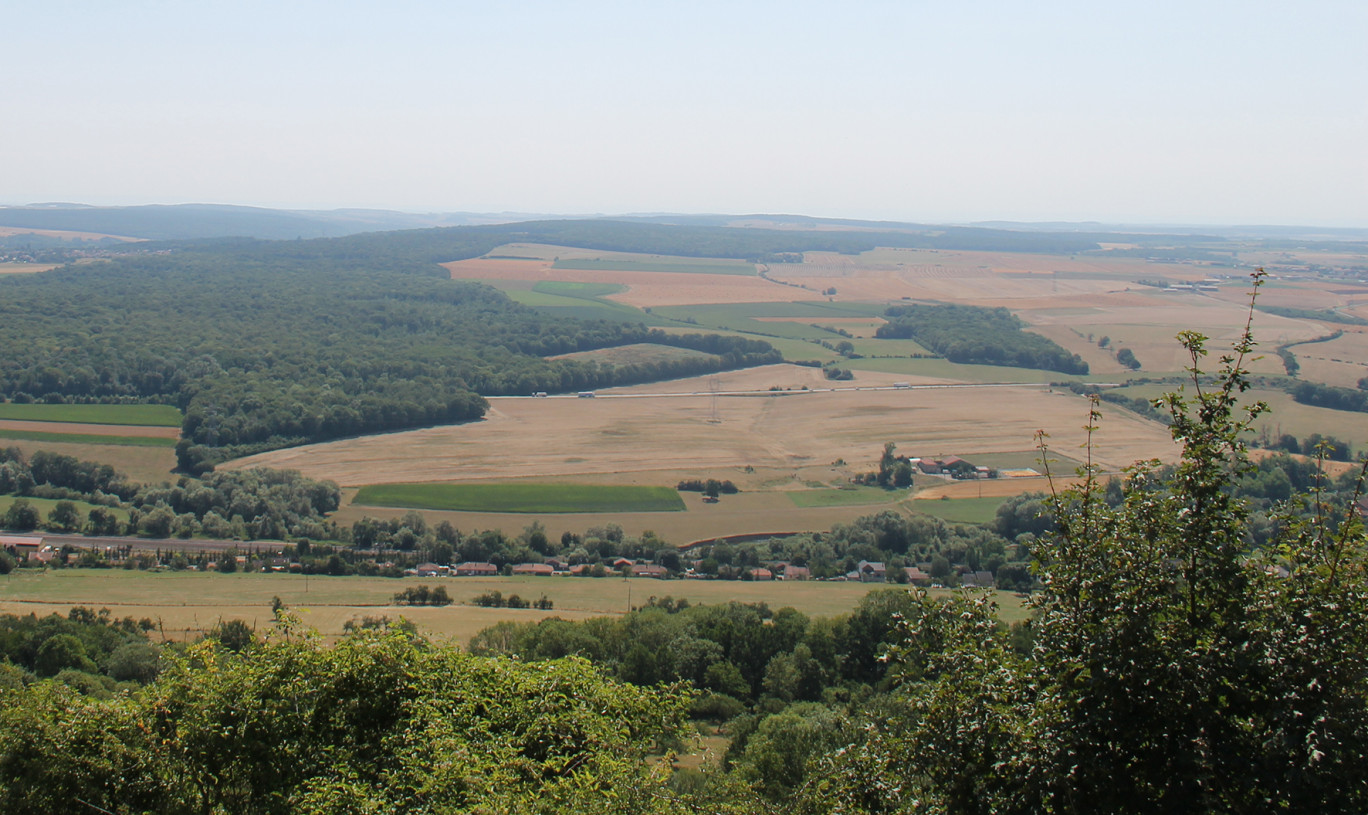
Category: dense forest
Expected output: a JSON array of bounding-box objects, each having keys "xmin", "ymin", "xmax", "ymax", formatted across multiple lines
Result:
[
  {"xmin": 0, "ymin": 228, "xmax": 780, "ymax": 471},
  {"xmin": 876, "ymin": 303, "xmax": 1090, "ymax": 374}
]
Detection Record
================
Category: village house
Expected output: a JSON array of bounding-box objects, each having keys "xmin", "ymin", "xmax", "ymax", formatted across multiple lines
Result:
[
  {"xmin": 904, "ymin": 566, "xmax": 931, "ymax": 586},
  {"xmin": 630, "ymin": 563, "xmax": 668, "ymax": 579},
  {"xmin": 748, "ymin": 567, "xmax": 773, "ymax": 581},
  {"xmin": 857, "ymin": 560, "xmax": 886, "ymax": 583},
  {"xmin": 511, "ymin": 563, "xmax": 554, "ymax": 576},
  {"xmin": 782, "ymin": 564, "xmax": 810, "ymax": 581},
  {"xmin": 454, "ymin": 562, "xmax": 498, "ymax": 577},
  {"xmin": 0, "ymin": 534, "xmax": 44, "ymax": 560},
  {"xmin": 961, "ymin": 570, "xmax": 996, "ymax": 589}
]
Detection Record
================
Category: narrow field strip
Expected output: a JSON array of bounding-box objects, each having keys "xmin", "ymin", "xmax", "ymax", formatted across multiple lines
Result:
[
  {"xmin": 0, "ymin": 429, "xmax": 177, "ymax": 447},
  {"xmin": 787, "ymin": 487, "xmax": 905, "ymax": 508},
  {"xmin": 553, "ymin": 258, "xmax": 756, "ymax": 276},
  {"xmin": 0, "ymin": 403, "xmax": 182, "ymax": 426},
  {"xmin": 353, "ymin": 482, "xmax": 687, "ymax": 513}
]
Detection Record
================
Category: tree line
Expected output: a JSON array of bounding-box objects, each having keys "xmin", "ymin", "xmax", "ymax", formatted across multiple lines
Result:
[{"xmin": 0, "ymin": 447, "xmax": 340, "ymax": 541}]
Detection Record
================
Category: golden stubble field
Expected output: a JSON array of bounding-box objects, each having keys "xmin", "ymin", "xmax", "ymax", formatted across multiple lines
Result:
[
  {"xmin": 448, "ymin": 244, "xmax": 1344, "ymax": 380},
  {"xmin": 0, "ymin": 439, "xmax": 177, "ymax": 485},
  {"xmin": 443, "ymin": 253, "xmax": 811, "ymax": 308},
  {"xmin": 228, "ymin": 364, "xmax": 1175, "ymax": 543},
  {"xmin": 0, "ymin": 420, "xmax": 179, "ymax": 439},
  {"xmin": 0, "ymin": 570, "xmax": 1028, "ymax": 642}
]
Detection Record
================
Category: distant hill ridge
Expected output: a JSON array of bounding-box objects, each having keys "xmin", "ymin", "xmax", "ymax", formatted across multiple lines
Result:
[{"xmin": 5, "ymin": 203, "xmax": 1360, "ymax": 246}]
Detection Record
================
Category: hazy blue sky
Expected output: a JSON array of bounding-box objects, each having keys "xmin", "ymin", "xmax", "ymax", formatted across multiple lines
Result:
[{"xmin": 6, "ymin": 1, "xmax": 1366, "ymax": 225}]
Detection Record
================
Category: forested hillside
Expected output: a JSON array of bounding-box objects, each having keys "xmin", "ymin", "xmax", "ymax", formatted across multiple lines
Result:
[
  {"xmin": 0, "ymin": 217, "xmax": 1114, "ymax": 472},
  {"xmin": 0, "ymin": 229, "xmax": 780, "ymax": 471}
]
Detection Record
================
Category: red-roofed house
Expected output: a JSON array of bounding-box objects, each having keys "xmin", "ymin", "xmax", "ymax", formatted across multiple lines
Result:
[
  {"xmin": 511, "ymin": 563, "xmax": 554, "ymax": 576},
  {"xmin": 455, "ymin": 562, "xmax": 498, "ymax": 576}
]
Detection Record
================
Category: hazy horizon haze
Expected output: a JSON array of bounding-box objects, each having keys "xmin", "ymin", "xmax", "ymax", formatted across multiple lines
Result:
[{"xmin": 5, "ymin": 1, "xmax": 1366, "ymax": 228}]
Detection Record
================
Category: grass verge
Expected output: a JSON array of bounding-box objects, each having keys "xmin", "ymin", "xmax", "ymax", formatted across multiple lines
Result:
[
  {"xmin": 0, "ymin": 404, "xmax": 181, "ymax": 426},
  {"xmin": 353, "ymin": 483, "xmax": 687, "ymax": 513},
  {"xmin": 0, "ymin": 430, "xmax": 176, "ymax": 447},
  {"xmin": 553, "ymin": 258, "xmax": 756, "ymax": 276}
]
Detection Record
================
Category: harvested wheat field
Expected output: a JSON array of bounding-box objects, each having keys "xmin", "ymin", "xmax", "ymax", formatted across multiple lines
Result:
[
  {"xmin": 443, "ymin": 251, "xmax": 814, "ymax": 308},
  {"xmin": 1292, "ymin": 329, "xmax": 1368, "ymax": 388},
  {"xmin": 763, "ymin": 249, "xmax": 1211, "ymax": 305},
  {"xmin": 0, "ymin": 262, "xmax": 59, "ymax": 275},
  {"xmin": 229, "ymin": 364, "xmax": 1175, "ymax": 493},
  {"xmin": 226, "ymin": 362, "xmax": 1176, "ymax": 543}
]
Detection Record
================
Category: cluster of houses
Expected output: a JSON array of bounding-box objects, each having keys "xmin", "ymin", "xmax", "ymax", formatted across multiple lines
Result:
[
  {"xmin": 405, "ymin": 558, "xmax": 815, "ymax": 581},
  {"xmin": 910, "ymin": 456, "xmax": 994, "ymax": 480},
  {"xmin": 0, "ymin": 534, "xmax": 60, "ymax": 564},
  {"xmin": 854, "ymin": 559, "xmax": 995, "ymax": 588}
]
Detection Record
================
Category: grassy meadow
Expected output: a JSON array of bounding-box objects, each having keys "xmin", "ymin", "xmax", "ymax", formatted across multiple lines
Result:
[
  {"xmin": 0, "ymin": 439, "xmax": 177, "ymax": 485},
  {"xmin": 909, "ymin": 495, "xmax": 1011, "ymax": 525},
  {"xmin": 0, "ymin": 495, "xmax": 130, "ymax": 523},
  {"xmin": 786, "ymin": 486, "xmax": 905, "ymax": 508},
  {"xmin": 552, "ymin": 257, "xmax": 756, "ymax": 275},
  {"xmin": 0, "ymin": 429, "xmax": 176, "ymax": 447},
  {"xmin": 0, "ymin": 403, "xmax": 181, "ymax": 426}
]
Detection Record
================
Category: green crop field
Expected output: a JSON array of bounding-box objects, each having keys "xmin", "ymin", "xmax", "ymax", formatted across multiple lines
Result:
[
  {"xmin": 551, "ymin": 343, "xmax": 718, "ymax": 367},
  {"xmin": 0, "ymin": 430, "xmax": 177, "ymax": 447},
  {"xmin": 353, "ymin": 483, "xmax": 687, "ymax": 513},
  {"xmin": 846, "ymin": 356, "xmax": 1068, "ymax": 383},
  {"xmin": 552, "ymin": 258, "xmax": 756, "ymax": 275},
  {"xmin": 0, "ymin": 403, "xmax": 182, "ymax": 426},
  {"xmin": 655, "ymin": 301, "xmax": 884, "ymax": 327},
  {"xmin": 653, "ymin": 326, "xmax": 838, "ymax": 363},
  {"xmin": 532, "ymin": 281, "xmax": 628, "ymax": 298},
  {"xmin": 786, "ymin": 487, "xmax": 906, "ymax": 508},
  {"xmin": 910, "ymin": 496, "xmax": 1010, "ymax": 525},
  {"xmin": 0, "ymin": 495, "xmax": 130, "ymax": 523},
  {"xmin": 481, "ymin": 279, "xmax": 663, "ymax": 324}
]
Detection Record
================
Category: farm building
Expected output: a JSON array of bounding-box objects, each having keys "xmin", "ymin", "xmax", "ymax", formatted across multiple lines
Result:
[
  {"xmin": 961, "ymin": 570, "xmax": 996, "ymax": 589},
  {"xmin": 630, "ymin": 564, "xmax": 668, "ymax": 579},
  {"xmin": 0, "ymin": 534, "xmax": 44, "ymax": 558},
  {"xmin": 904, "ymin": 566, "xmax": 930, "ymax": 585},
  {"xmin": 857, "ymin": 560, "xmax": 886, "ymax": 583},
  {"xmin": 781, "ymin": 564, "xmax": 810, "ymax": 581},
  {"xmin": 511, "ymin": 563, "xmax": 554, "ymax": 576},
  {"xmin": 748, "ymin": 567, "xmax": 774, "ymax": 581},
  {"xmin": 455, "ymin": 562, "xmax": 498, "ymax": 576}
]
